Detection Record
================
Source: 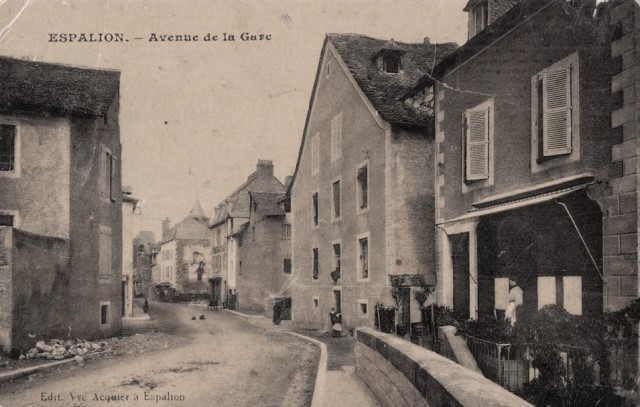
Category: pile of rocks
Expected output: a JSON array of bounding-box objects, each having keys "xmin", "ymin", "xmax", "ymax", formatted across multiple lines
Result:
[{"xmin": 21, "ymin": 339, "xmax": 110, "ymax": 363}]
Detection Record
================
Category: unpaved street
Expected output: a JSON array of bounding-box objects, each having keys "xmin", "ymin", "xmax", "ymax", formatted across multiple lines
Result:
[{"xmin": 0, "ymin": 303, "xmax": 319, "ymax": 407}]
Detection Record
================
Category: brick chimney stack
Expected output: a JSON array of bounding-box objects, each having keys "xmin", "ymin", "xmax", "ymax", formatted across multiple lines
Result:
[
  {"xmin": 162, "ymin": 218, "xmax": 171, "ymax": 240},
  {"xmin": 256, "ymin": 159, "xmax": 274, "ymax": 177}
]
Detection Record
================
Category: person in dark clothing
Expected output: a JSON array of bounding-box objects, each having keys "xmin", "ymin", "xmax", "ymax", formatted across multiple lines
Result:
[
  {"xmin": 273, "ymin": 301, "xmax": 282, "ymax": 325},
  {"xmin": 329, "ymin": 308, "xmax": 342, "ymax": 337},
  {"xmin": 143, "ymin": 298, "xmax": 149, "ymax": 314}
]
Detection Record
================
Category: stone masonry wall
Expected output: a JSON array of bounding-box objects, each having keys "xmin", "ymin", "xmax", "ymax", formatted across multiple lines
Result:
[
  {"xmin": 0, "ymin": 227, "xmax": 12, "ymax": 352},
  {"xmin": 355, "ymin": 327, "xmax": 532, "ymax": 407},
  {"xmin": 606, "ymin": 0, "xmax": 640, "ymax": 311}
]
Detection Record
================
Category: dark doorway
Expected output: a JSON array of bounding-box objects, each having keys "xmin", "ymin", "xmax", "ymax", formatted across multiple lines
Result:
[
  {"xmin": 333, "ymin": 290, "xmax": 341, "ymax": 313},
  {"xmin": 121, "ymin": 281, "xmax": 126, "ymax": 316},
  {"xmin": 451, "ymin": 233, "xmax": 470, "ymax": 318},
  {"xmin": 210, "ymin": 278, "xmax": 222, "ymax": 307},
  {"xmin": 399, "ymin": 287, "xmax": 411, "ymax": 327}
]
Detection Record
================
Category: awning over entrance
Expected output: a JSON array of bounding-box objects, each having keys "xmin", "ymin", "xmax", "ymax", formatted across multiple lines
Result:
[{"xmin": 437, "ymin": 173, "xmax": 594, "ymax": 225}]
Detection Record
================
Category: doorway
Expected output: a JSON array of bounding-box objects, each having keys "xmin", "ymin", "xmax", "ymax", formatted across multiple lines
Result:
[{"xmin": 451, "ymin": 233, "xmax": 470, "ymax": 318}]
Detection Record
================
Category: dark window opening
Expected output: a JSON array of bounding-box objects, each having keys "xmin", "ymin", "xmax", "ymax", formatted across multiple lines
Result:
[
  {"xmin": 312, "ymin": 248, "xmax": 319, "ymax": 280},
  {"xmin": 312, "ymin": 192, "xmax": 319, "ymax": 226},
  {"xmin": 284, "ymin": 258, "xmax": 292, "ymax": 274},
  {"xmin": 383, "ymin": 55, "xmax": 401, "ymax": 73},
  {"xmin": 332, "ymin": 180, "xmax": 341, "ymax": 219},
  {"xmin": 100, "ymin": 304, "xmax": 109, "ymax": 324},
  {"xmin": 0, "ymin": 125, "xmax": 16, "ymax": 172},
  {"xmin": 0, "ymin": 215, "xmax": 13, "ymax": 227},
  {"xmin": 359, "ymin": 237, "xmax": 369, "ymax": 279},
  {"xmin": 358, "ymin": 166, "xmax": 368, "ymax": 209}
]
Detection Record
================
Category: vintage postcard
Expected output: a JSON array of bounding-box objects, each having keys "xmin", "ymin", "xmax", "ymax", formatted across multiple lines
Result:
[{"xmin": 0, "ymin": 0, "xmax": 638, "ymax": 406}]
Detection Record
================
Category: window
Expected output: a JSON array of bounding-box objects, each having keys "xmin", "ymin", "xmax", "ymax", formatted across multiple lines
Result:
[
  {"xmin": 99, "ymin": 226, "xmax": 112, "ymax": 280},
  {"xmin": 531, "ymin": 53, "xmax": 579, "ymax": 172},
  {"xmin": 311, "ymin": 133, "xmax": 320, "ymax": 175},
  {"xmin": 312, "ymin": 248, "xmax": 319, "ymax": 280},
  {"xmin": 357, "ymin": 164, "xmax": 368, "ymax": 211},
  {"xmin": 325, "ymin": 60, "xmax": 332, "ymax": 78},
  {"xmin": 358, "ymin": 236, "xmax": 369, "ymax": 280},
  {"xmin": 100, "ymin": 302, "xmax": 110, "ymax": 325},
  {"xmin": 0, "ymin": 214, "xmax": 13, "ymax": 226},
  {"xmin": 331, "ymin": 113, "xmax": 342, "ymax": 161},
  {"xmin": 0, "ymin": 125, "xmax": 16, "ymax": 173},
  {"xmin": 313, "ymin": 297, "xmax": 319, "ymax": 308},
  {"xmin": 284, "ymin": 258, "xmax": 292, "ymax": 274},
  {"xmin": 383, "ymin": 55, "xmax": 401, "ymax": 73},
  {"xmin": 312, "ymin": 192, "xmax": 319, "ymax": 227},
  {"xmin": 331, "ymin": 242, "xmax": 341, "ymax": 282},
  {"xmin": 332, "ymin": 179, "xmax": 341, "ymax": 220},
  {"xmin": 359, "ymin": 300, "xmax": 368, "ymax": 318},
  {"xmin": 100, "ymin": 145, "xmax": 117, "ymax": 201},
  {"xmin": 282, "ymin": 224, "xmax": 291, "ymax": 239},
  {"xmin": 470, "ymin": 2, "xmax": 488, "ymax": 38},
  {"xmin": 464, "ymin": 100, "xmax": 492, "ymax": 182},
  {"xmin": 238, "ymin": 234, "xmax": 243, "ymax": 247}
]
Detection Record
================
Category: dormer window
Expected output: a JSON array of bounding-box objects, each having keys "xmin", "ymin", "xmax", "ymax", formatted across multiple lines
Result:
[
  {"xmin": 465, "ymin": 0, "xmax": 489, "ymax": 39},
  {"xmin": 372, "ymin": 39, "xmax": 406, "ymax": 74}
]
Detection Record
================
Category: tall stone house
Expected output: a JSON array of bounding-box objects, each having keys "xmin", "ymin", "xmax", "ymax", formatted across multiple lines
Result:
[
  {"xmin": 0, "ymin": 56, "xmax": 122, "ymax": 351},
  {"xmin": 233, "ymin": 191, "xmax": 292, "ymax": 317},
  {"xmin": 154, "ymin": 200, "xmax": 212, "ymax": 296},
  {"xmin": 288, "ymin": 34, "xmax": 457, "ymax": 331},
  {"xmin": 427, "ymin": 0, "xmax": 640, "ymax": 324},
  {"xmin": 209, "ymin": 159, "xmax": 287, "ymax": 309}
]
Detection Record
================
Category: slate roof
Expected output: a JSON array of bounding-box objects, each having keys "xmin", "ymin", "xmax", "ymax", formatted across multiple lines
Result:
[
  {"xmin": 250, "ymin": 192, "xmax": 285, "ymax": 216},
  {"xmin": 0, "ymin": 56, "xmax": 120, "ymax": 117},
  {"xmin": 327, "ymin": 34, "xmax": 457, "ymax": 126},
  {"xmin": 159, "ymin": 216, "xmax": 209, "ymax": 245}
]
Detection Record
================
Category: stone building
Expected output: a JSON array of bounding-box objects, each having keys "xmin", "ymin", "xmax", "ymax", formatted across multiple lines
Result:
[
  {"xmin": 0, "ymin": 56, "xmax": 122, "ymax": 351},
  {"xmin": 427, "ymin": 0, "xmax": 640, "ymax": 322},
  {"xmin": 233, "ymin": 191, "xmax": 292, "ymax": 317},
  {"xmin": 121, "ymin": 187, "xmax": 138, "ymax": 318},
  {"xmin": 133, "ymin": 230, "xmax": 156, "ymax": 299},
  {"xmin": 155, "ymin": 200, "xmax": 212, "ymax": 296},
  {"xmin": 209, "ymin": 159, "xmax": 287, "ymax": 309},
  {"xmin": 288, "ymin": 34, "xmax": 457, "ymax": 332}
]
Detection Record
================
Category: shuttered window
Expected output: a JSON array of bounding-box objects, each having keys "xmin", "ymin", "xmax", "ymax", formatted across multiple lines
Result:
[
  {"xmin": 464, "ymin": 106, "xmax": 490, "ymax": 181},
  {"xmin": 110, "ymin": 155, "xmax": 118, "ymax": 201},
  {"xmin": 99, "ymin": 226, "xmax": 112, "ymax": 279},
  {"xmin": 331, "ymin": 113, "xmax": 342, "ymax": 161},
  {"xmin": 542, "ymin": 66, "xmax": 572, "ymax": 156}
]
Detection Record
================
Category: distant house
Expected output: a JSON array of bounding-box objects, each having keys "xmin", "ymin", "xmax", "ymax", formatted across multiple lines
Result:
[
  {"xmin": 428, "ymin": 0, "xmax": 640, "ymax": 322},
  {"xmin": 233, "ymin": 190, "xmax": 292, "ymax": 317},
  {"xmin": 0, "ymin": 56, "xmax": 122, "ymax": 351},
  {"xmin": 209, "ymin": 159, "xmax": 287, "ymax": 309},
  {"xmin": 154, "ymin": 201, "xmax": 212, "ymax": 297},
  {"xmin": 133, "ymin": 230, "xmax": 156, "ymax": 300},
  {"xmin": 288, "ymin": 34, "xmax": 457, "ymax": 332}
]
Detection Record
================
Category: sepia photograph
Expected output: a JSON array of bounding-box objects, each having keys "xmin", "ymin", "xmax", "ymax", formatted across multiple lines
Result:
[{"xmin": 0, "ymin": 0, "xmax": 639, "ymax": 406}]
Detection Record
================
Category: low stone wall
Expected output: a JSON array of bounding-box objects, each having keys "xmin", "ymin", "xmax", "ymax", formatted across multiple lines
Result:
[{"xmin": 355, "ymin": 327, "xmax": 532, "ymax": 407}]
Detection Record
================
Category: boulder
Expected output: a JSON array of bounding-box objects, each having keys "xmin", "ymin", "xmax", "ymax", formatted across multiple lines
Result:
[
  {"xmin": 74, "ymin": 355, "xmax": 83, "ymax": 364},
  {"xmin": 35, "ymin": 341, "xmax": 53, "ymax": 353}
]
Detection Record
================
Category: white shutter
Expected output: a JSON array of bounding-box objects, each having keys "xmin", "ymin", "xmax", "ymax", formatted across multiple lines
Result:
[
  {"xmin": 543, "ymin": 66, "xmax": 572, "ymax": 156},
  {"xmin": 465, "ymin": 107, "xmax": 489, "ymax": 181}
]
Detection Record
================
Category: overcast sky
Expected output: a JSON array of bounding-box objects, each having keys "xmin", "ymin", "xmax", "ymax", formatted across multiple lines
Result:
[{"xmin": 0, "ymin": 0, "xmax": 468, "ymax": 237}]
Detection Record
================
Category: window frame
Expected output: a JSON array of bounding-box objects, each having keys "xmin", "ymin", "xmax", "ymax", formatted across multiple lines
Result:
[
  {"xmin": 470, "ymin": 1, "xmax": 488, "ymax": 38},
  {"xmin": 283, "ymin": 258, "xmax": 292, "ymax": 274},
  {"xmin": 312, "ymin": 247, "xmax": 319, "ymax": 281},
  {"xmin": 99, "ymin": 301, "xmax": 111, "ymax": 326},
  {"xmin": 357, "ymin": 232, "xmax": 370, "ymax": 282},
  {"xmin": 0, "ymin": 123, "xmax": 19, "ymax": 178},
  {"xmin": 461, "ymin": 99, "xmax": 494, "ymax": 193},
  {"xmin": 331, "ymin": 176, "xmax": 341, "ymax": 221},
  {"xmin": 330, "ymin": 113, "xmax": 342, "ymax": 162},
  {"xmin": 282, "ymin": 223, "xmax": 291, "ymax": 239},
  {"xmin": 331, "ymin": 239, "xmax": 342, "ymax": 276},
  {"xmin": 311, "ymin": 133, "xmax": 320, "ymax": 175},
  {"xmin": 312, "ymin": 190, "xmax": 319, "ymax": 228},
  {"xmin": 531, "ymin": 52, "xmax": 580, "ymax": 174},
  {"xmin": 99, "ymin": 225, "xmax": 112, "ymax": 281},
  {"xmin": 358, "ymin": 299, "xmax": 369, "ymax": 318},
  {"xmin": 356, "ymin": 160, "xmax": 369, "ymax": 214}
]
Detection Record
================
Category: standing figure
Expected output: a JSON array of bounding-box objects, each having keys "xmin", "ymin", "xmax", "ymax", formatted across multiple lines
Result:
[
  {"xmin": 505, "ymin": 278, "xmax": 523, "ymax": 326},
  {"xmin": 196, "ymin": 261, "xmax": 206, "ymax": 282},
  {"xmin": 273, "ymin": 301, "xmax": 282, "ymax": 325},
  {"xmin": 329, "ymin": 307, "xmax": 342, "ymax": 337}
]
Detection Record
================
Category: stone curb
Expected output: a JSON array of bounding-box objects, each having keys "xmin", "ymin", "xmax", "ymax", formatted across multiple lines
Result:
[
  {"xmin": 0, "ymin": 358, "xmax": 77, "ymax": 384},
  {"xmin": 285, "ymin": 332, "xmax": 328, "ymax": 407},
  {"xmin": 223, "ymin": 309, "xmax": 263, "ymax": 319}
]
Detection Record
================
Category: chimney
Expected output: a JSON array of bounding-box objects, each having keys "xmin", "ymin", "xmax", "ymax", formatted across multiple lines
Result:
[
  {"xmin": 162, "ymin": 218, "xmax": 171, "ymax": 239},
  {"xmin": 256, "ymin": 159, "xmax": 274, "ymax": 177},
  {"xmin": 423, "ymin": 37, "xmax": 430, "ymax": 45},
  {"xmin": 284, "ymin": 175, "xmax": 293, "ymax": 188}
]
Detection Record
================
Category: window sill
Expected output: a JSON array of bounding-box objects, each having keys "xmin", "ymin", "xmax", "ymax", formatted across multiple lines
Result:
[
  {"xmin": 357, "ymin": 207, "xmax": 370, "ymax": 215},
  {"xmin": 0, "ymin": 171, "xmax": 19, "ymax": 179}
]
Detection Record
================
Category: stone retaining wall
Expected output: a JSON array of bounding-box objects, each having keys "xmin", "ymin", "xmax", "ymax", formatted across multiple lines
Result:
[{"xmin": 355, "ymin": 327, "xmax": 532, "ymax": 407}]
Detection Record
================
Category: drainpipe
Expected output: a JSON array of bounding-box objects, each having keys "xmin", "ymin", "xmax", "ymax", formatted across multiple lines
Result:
[{"xmin": 555, "ymin": 200, "xmax": 606, "ymax": 283}]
